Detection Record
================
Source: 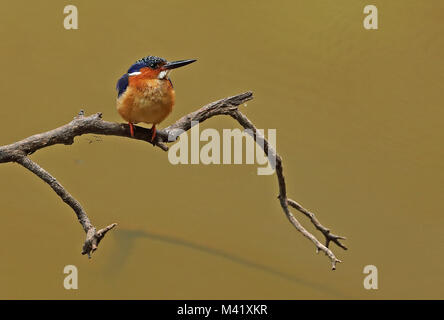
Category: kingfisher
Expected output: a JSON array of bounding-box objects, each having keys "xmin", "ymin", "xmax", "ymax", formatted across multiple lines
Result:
[{"xmin": 116, "ymin": 55, "xmax": 196, "ymax": 141}]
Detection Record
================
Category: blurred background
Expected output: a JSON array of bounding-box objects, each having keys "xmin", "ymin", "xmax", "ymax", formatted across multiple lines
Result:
[{"xmin": 0, "ymin": 0, "xmax": 442, "ymax": 299}]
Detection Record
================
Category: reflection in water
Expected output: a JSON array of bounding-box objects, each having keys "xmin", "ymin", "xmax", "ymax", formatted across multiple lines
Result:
[{"xmin": 105, "ymin": 228, "xmax": 347, "ymax": 298}]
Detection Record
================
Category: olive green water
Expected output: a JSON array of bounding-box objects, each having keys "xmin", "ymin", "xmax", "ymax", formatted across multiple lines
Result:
[{"xmin": 0, "ymin": 0, "xmax": 443, "ymax": 299}]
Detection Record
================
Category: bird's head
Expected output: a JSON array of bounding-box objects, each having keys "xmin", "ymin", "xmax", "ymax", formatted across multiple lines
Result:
[
  {"xmin": 116, "ymin": 55, "xmax": 196, "ymax": 97},
  {"xmin": 127, "ymin": 55, "xmax": 196, "ymax": 80}
]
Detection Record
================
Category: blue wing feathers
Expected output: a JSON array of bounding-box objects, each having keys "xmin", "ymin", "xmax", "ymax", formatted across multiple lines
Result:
[{"xmin": 116, "ymin": 73, "xmax": 129, "ymax": 97}]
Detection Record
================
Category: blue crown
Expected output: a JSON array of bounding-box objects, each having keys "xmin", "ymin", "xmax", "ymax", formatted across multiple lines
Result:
[{"xmin": 127, "ymin": 56, "xmax": 167, "ymax": 73}]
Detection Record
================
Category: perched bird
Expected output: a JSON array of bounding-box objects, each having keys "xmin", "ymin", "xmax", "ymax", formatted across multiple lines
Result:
[{"xmin": 116, "ymin": 55, "xmax": 196, "ymax": 141}]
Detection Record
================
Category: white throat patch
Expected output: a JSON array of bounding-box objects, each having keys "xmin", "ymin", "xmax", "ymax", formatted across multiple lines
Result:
[{"xmin": 158, "ymin": 70, "xmax": 170, "ymax": 79}]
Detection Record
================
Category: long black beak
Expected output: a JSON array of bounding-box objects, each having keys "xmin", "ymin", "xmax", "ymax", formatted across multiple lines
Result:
[{"xmin": 163, "ymin": 59, "xmax": 197, "ymax": 70}]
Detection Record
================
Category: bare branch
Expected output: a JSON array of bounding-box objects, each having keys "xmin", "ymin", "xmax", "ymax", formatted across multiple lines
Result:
[
  {"xmin": 228, "ymin": 110, "xmax": 345, "ymax": 269},
  {"xmin": 287, "ymin": 199, "xmax": 347, "ymax": 250},
  {"xmin": 159, "ymin": 91, "xmax": 254, "ymax": 139},
  {"xmin": 0, "ymin": 112, "xmax": 168, "ymax": 164},
  {"xmin": 0, "ymin": 93, "xmax": 254, "ymax": 163},
  {"xmin": 14, "ymin": 156, "xmax": 117, "ymax": 257},
  {"xmin": 0, "ymin": 91, "xmax": 346, "ymax": 268}
]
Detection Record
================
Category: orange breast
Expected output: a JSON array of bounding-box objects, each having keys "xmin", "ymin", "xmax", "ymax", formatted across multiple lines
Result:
[{"xmin": 116, "ymin": 78, "xmax": 175, "ymax": 125}]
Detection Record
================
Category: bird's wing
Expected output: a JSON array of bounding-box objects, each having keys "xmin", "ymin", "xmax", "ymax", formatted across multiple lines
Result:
[{"xmin": 116, "ymin": 73, "xmax": 129, "ymax": 97}]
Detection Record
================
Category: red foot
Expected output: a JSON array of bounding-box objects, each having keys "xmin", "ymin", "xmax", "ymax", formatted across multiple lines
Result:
[
  {"xmin": 129, "ymin": 123, "xmax": 135, "ymax": 137},
  {"xmin": 151, "ymin": 125, "xmax": 157, "ymax": 142}
]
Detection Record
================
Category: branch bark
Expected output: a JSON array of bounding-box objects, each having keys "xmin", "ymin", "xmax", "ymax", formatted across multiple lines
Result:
[{"xmin": 0, "ymin": 91, "xmax": 346, "ymax": 268}]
